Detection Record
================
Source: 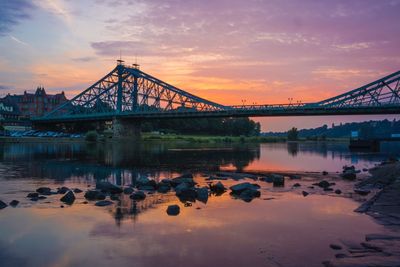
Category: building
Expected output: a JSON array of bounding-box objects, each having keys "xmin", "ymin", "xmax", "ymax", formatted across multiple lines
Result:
[{"xmin": 2, "ymin": 87, "xmax": 67, "ymax": 118}]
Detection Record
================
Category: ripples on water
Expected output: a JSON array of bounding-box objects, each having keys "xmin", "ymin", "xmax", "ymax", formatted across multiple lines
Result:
[{"xmin": 0, "ymin": 141, "xmax": 399, "ymax": 267}]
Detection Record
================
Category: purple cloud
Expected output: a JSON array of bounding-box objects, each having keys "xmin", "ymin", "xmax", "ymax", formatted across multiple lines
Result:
[{"xmin": 0, "ymin": 0, "xmax": 35, "ymax": 36}]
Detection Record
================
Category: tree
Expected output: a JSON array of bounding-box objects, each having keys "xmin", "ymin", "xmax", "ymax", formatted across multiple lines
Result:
[{"xmin": 287, "ymin": 127, "xmax": 298, "ymax": 141}]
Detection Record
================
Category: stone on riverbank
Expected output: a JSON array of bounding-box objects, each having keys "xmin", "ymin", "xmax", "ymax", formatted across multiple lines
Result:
[
  {"xmin": 166, "ymin": 205, "xmax": 180, "ymax": 216},
  {"xmin": 130, "ymin": 191, "xmax": 146, "ymax": 200},
  {"xmin": 60, "ymin": 191, "xmax": 75, "ymax": 205},
  {"xmin": 95, "ymin": 200, "xmax": 114, "ymax": 207},
  {"xmin": 36, "ymin": 187, "xmax": 52, "ymax": 195},
  {"xmin": 315, "ymin": 180, "xmax": 331, "ymax": 189},
  {"xmin": 96, "ymin": 181, "xmax": 123, "ymax": 194},
  {"xmin": 175, "ymin": 184, "xmax": 197, "ymax": 202},
  {"xmin": 0, "ymin": 200, "xmax": 7, "ymax": 209}
]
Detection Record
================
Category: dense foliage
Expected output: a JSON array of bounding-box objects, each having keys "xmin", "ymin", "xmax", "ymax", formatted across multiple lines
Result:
[
  {"xmin": 287, "ymin": 127, "xmax": 298, "ymax": 140},
  {"xmin": 264, "ymin": 119, "xmax": 400, "ymax": 139},
  {"xmin": 142, "ymin": 117, "xmax": 261, "ymax": 136}
]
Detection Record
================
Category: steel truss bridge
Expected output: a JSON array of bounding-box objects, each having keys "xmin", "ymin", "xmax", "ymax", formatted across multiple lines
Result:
[{"xmin": 34, "ymin": 62, "xmax": 400, "ymax": 124}]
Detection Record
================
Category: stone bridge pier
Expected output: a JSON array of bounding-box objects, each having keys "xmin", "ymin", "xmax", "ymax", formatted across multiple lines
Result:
[{"xmin": 112, "ymin": 117, "xmax": 141, "ymax": 139}]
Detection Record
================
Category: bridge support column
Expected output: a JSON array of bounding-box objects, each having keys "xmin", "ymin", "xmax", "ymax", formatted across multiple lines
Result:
[{"xmin": 112, "ymin": 118, "xmax": 141, "ymax": 139}]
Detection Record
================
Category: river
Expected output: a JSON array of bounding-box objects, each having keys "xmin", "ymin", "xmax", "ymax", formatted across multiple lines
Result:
[{"xmin": 0, "ymin": 141, "xmax": 399, "ymax": 267}]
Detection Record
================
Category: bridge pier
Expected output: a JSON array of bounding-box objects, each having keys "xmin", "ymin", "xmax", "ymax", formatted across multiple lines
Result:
[{"xmin": 112, "ymin": 118, "xmax": 141, "ymax": 139}]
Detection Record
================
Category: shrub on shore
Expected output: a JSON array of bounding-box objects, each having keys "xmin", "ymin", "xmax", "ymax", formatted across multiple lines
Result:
[{"xmin": 85, "ymin": 131, "xmax": 98, "ymax": 142}]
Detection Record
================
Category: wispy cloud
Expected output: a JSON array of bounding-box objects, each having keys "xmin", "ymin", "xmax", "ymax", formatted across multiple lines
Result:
[
  {"xmin": 33, "ymin": 0, "xmax": 71, "ymax": 26},
  {"xmin": 9, "ymin": 35, "xmax": 30, "ymax": 46}
]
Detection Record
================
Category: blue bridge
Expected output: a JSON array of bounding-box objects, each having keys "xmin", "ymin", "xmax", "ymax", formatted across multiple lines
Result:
[{"xmin": 33, "ymin": 61, "xmax": 400, "ymax": 137}]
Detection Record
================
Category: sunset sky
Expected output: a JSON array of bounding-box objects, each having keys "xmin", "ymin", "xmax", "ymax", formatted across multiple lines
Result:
[{"xmin": 0, "ymin": 0, "xmax": 399, "ymax": 131}]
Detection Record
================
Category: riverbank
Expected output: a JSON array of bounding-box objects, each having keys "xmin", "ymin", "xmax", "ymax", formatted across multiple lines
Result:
[
  {"xmin": 141, "ymin": 133, "xmax": 349, "ymax": 143},
  {"xmin": 323, "ymin": 161, "xmax": 400, "ymax": 267}
]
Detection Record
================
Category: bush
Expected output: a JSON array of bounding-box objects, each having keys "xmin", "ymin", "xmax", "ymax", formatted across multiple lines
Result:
[
  {"xmin": 287, "ymin": 127, "xmax": 298, "ymax": 141},
  {"xmin": 85, "ymin": 131, "xmax": 98, "ymax": 142}
]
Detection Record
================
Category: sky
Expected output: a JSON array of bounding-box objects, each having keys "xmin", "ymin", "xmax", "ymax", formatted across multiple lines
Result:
[{"xmin": 0, "ymin": 0, "xmax": 399, "ymax": 131}]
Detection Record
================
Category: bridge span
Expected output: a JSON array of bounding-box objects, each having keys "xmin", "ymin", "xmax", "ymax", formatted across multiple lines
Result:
[{"xmin": 33, "ymin": 62, "xmax": 400, "ymax": 137}]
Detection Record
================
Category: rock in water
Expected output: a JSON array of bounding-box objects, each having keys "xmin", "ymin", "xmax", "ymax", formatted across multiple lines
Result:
[
  {"xmin": 238, "ymin": 188, "xmax": 261, "ymax": 202},
  {"xmin": 302, "ymin": 191, "xmax": 309, "ymax": 197},
  {"xmin": 73, "ymin": 188, "xmax": 83, "ymax": 193},
  {"xmin": 123, "ymin": 187, "xmax": 134, "ymax": 194},
  {"xmin": 36, "ymin": 187, "xmax": 52, "ymax": 195},
  {"xmin": 210, "ymin": 181, "xmax": 226, "ymax": 194},
  {"xmin": 316, "ymin": 180, "xmax": 331, "ymax": 189},
  {"xmin": 27, "ymin": 192, "xmax": 39, "ymax": 198},
  {"xmin": 330, "ymin": 244, "xmax": 342, "ymax": 250},
  {"xmin": 130, "ymin": 191, "xmax": 146, "ymax": 200},
  {"xmin": 9, "ymin": 200, "xmax": 19, "ymax": 207},
  {"xmin": 95, "ymin": 200, "xmax": 114, "ymax": 207},
  {"xmin": 230, "ymin": 182, "xmax": 260, "ymax": 194},
  {"xmin": 196, "ymin": 187, "xmax": 209, "ymax": 203},
  {"xmin": 57, "ymin": 187, "xmax": 70, "ymax": 194},
  {"xmin": 335, "ymin": 189, "xmax": 342, "ymax": 194},
  {"xmin": 0, "ymin": 200, "xmax": 7, "ymax": 209},
  {"xmin": 60, "ymin": 191, "xmax": 75, "ymax": 205},
  {"xmin": 272, "ymin": 175, "xmax": 285, "ymax": 187},
  {"xmin": 341, "ymin": 171, "xmax": 356, "ymax": 180},
  {"xmin": 96, "ymin": 181, "xmax": 123, "ymax": 194},
  {"xmin": 166, "ymin": 205, "xmax": 180, "ymax": 216},
  {"xmin": 84, "ymin": 190, "xmax": 106, "ymax": 200}
]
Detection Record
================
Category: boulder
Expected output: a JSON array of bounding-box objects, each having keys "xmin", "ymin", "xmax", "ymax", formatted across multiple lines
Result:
[
  {"xmin": 166, "ymin": 205, "xmax": 180, "ymax": 216},
  {"xmin": 73, "ymin": 188, "xmax": 83, "ymax": 193},
  {"xmin": 138, "ymin": 185, "xmax": 156, "ymax": 191},
  {"xmin": 157, "ymin": 185, "xmax": 171, "ymax": 193},
  {"xmin": 57, "ymin": 187, "xmax": 70, "ymax": 194},
  {"xmin": 341, "ymin": 171, "xmax": 356, "ymax": 180},
  {"xmin": 0, "ymin": 200, "xmax": 7, "ymax": 209},
  {"xmin": 135, "ymin": 176, "xmax": 150, "ymax": 186},
  {"xmin": 9, "ymin": 200, "xmax": 19, "ymax": 207},
  {"xmin": 84, "ymin": 190, "xmax": 106, "ymax": 200},
  {"xmin": 315, "ymin": 180, "xmax": 331, "ymax": 189},
  {"xmin": 123, "ymin": 187, "xmax": 134, "ymax": 194},
  {"xmin": 130, "ymin": 191, "xmax": 146, "ymax": 200},
  {"xmin": 176, "ymin": 185, "xmax": 197, "ymax": 202},
  {"xmin": 330, "ymin": 244, "xmax": 342, "ymax": 250},
  {"xmin": 238, "ymin": 188, "xmax": 261, "ymax": 202},
  {"xmin": 27, "ymin": 192, "xmax": 39, "ymax": 198},
  {"xmin": 196, "ymin": 187, "xmax": 209, "ymax": 203},
  {"xmin": 96, "ymin": 181, "xmax": 123, "ymax": 194},
  {"xmin": 170, "ymin": 174, "xmax": 195, "ymax": 187},
  {"xmin": 335, "ymin": 189, "xmax": 342, "ymax": 194},
  {"xmin": 230, "ymin": 182, "xmax": 260, "ymax": 194},
  {"xmin": 272, "ymin": 175, "xmax": 285, "ymax": 187},
  {"xmin": 60, "ymin": 191, "xmax": 75, "ymax": 205},
  {"xmin": 36, "ymin": 187, "xmax": 52, "ymax": 195},
  {"xmin": 95, "ymin": 200, "xmax": 114, "ymax": 207},
  {"xmin": 210, "ymin": 181, "xmax": 226, "ymax": 194}
]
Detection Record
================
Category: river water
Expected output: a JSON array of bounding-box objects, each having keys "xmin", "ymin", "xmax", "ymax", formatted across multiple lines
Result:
[{"xmin": 0, "ymin": 141, "xmax": 399, "ymax": 267}]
